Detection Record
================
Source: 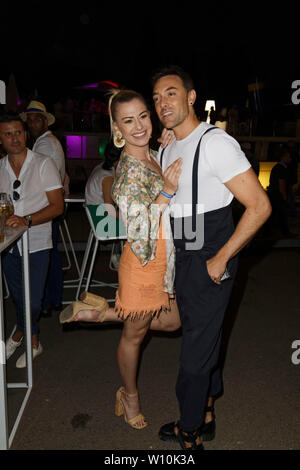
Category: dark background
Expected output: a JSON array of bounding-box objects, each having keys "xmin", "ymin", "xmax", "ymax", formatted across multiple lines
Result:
[{"xmin": 1, "ymin": 2, "xmax": 300, "ymax": 122}]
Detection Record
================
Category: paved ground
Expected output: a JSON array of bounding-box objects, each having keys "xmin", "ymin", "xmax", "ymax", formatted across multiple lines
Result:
[{"xmin": 3, "ymin": 205, "xmax": 300, "ymax": 451}]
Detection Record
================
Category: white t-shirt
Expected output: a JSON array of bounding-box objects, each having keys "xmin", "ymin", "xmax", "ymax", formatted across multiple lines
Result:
[
  {"xmin": 0, "ymin": 149, "xmax": 62, "ymax": 253},
  {"xmin": 32, "ymin": 130, "xmax": 65, "ymax": 183},
  {"xmin": 157, "ymin": 122, "xmax": 251, "ymax": 218},
  {"xmin": 85, "ymin": 163, "xmax": 113, "ymax": 205}
]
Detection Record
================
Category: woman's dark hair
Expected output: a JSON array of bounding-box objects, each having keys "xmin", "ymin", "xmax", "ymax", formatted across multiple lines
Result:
[
  {"xmin": 102, "ymin": 139, "xmax": 122, "ymax": 170},
  {"xmin": 0, "ymin": 112, "xmax": 26, "ymax": 130},
  {"xmin": 150, "ymin": 65, "xmax": 194, "ymax": 93}
]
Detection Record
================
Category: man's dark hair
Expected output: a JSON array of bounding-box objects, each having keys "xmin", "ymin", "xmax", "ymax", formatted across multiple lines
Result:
[
  {"xmin": 151, "ymin": 65, "xmax": 194, "ymax": 93},
  {"xmin": 0, "ymin": 112, "xmax": 26, "ymax": 130}
]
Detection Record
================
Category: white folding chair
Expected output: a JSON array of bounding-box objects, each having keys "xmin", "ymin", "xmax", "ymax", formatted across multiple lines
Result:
[
  {"xmin": 60, "ymin": 199, "xmax": 85, "ymax": 288},
  {"xmin": 75, "ymin": 204, "xmax": 127, "ymax": 302}
]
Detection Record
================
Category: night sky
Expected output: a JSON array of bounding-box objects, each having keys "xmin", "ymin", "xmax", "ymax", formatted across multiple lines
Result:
[{"xmin": 1, "ymin": 3, "xmax": 300, "ymax": 113}]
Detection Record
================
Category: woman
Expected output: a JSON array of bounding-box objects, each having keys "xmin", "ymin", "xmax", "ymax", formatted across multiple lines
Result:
[
  {"xmin": 60, "ymin": 89, "xmax": 182, "ymax": 430},
  {"xmin": 85, "ymin": 139, "xmax": 121, "ymax": 206},
  {"xmin": 85, "ymin": 140, "xmax": 122, "ymax": 268}
]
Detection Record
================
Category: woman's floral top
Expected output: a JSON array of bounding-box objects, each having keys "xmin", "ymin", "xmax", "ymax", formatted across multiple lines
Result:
[{"xmin": 112, "ymin": 150, "xmax": 175, "ymax": 294}]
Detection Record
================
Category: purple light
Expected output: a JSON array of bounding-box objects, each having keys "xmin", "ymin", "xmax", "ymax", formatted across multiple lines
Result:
[
  {"xmin": 79, "ymin": 80, "xmax": 119, "ymax": 89},
  {"xmin": 81, "ymin": 83, "xmax": 99, "ymax": 89},
  {"xmin": 65, "ymin": 135, "xmax": 87, "ymax": 158}
]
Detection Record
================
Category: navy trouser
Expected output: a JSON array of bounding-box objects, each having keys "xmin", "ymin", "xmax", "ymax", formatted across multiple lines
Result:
[
  {"xmin": 174, "ymin": 248, "xmax": 238, "ymax": 432},
  {"xmin": 42, "ymin": 219, "xmax": 63, "ymax": 310},
  {"xmin": 2, "ymin": 244, "xmax": 50, "ymax": 335}
]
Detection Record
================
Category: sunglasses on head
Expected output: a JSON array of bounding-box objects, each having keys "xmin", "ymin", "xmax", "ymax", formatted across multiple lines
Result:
[{"xmin": 13, "ymin": 179, "xmax": 21, "ymax": 201}]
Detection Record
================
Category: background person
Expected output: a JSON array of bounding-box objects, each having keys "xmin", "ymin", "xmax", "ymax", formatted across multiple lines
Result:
[
  {"xmin": 85, "ymin": 139, "xmax": 121, "ymax": 206},
  {"xmin": 286, "ymin": 140, "xmax": 299, "ymax": 217},
  {"xmin": 85, "ymin": 140, "xmax": 122, "ymax": 269},
  {"xmin": 240, "ymin": 142, "xmax": 260, "ymax": 177},
  {"xmin": 21, "ymin": 100, "xmax": 67, "ymax": 316},
  {"xmin": 266, "ymin": 147, "xmax": 296, "ymax": 238},
  {"xmin": 0, "ymin": 113, "xmax": 64, "ymax": 367}
]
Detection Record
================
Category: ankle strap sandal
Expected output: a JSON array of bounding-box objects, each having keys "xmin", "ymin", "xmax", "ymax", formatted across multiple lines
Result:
[
  {"xmin": 205, "ymin": 405, "xmax": 215, "ymax": 415},
  {"xmin": 177, "ymin": 427, "xmax": 204, "ymax": 451}
]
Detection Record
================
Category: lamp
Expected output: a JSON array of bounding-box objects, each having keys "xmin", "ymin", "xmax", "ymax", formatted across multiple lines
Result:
[{"xmin": 205, "ymin": 100, "xmax": 216, "ymax": 123}]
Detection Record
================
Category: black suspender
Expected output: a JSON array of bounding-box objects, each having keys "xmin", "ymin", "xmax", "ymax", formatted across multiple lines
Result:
[
  {"xmin": 159, "ymin": 126, "xmax": 220, "ymax": 232},
  {"xmin": 191, "ymin": 126, "xmax": 217, "ymax": 231},
  {"xmin": 160, "ymin": 147, "xmax": 166, "ymax": 167}
]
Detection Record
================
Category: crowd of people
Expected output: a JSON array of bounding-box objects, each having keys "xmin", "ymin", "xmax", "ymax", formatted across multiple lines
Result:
[
  {"xmin": 52, "ymin": 96, "xmax": 110, "ymax": 131},
  {"xmin": 0, "ymin": 64, "xmax": 298, "ymax": 451}
]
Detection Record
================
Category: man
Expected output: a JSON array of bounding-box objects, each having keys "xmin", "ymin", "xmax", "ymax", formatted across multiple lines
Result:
[
  {"xmin": 21, "ymin": 100, "xmax": 65, "ymax": 182},
  {"xmin": 20, "ymin": 101, "xmax": 66, "ymax": 316},
  {"xmin": 286, "ymin": 141, "xmax": 299, "ymax": 217},
  {"xmin": 267, "ymin": 147, "xmax": 295, "ymax": 237},
  {"xmin": 0, "ymin": 113, "xmax": 64, "ymax": 367},
  {"xmin": 151, "ymin": 66, "xmax": 271, "ymax": 450},
  {"xmin": 240, "ymin": 142, "xmax": 260, "ymax": 177}
]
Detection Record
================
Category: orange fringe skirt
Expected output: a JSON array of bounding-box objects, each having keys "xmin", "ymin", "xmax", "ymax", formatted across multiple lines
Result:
[{"xmin": 115, "ymin": 228, "xmax": 170, "ymax": 320}]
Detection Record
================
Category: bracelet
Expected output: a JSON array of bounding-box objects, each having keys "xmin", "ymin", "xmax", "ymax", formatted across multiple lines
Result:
[{"xmin": 160, "ymin": 190, "xmax": 174, "ymax": 199}]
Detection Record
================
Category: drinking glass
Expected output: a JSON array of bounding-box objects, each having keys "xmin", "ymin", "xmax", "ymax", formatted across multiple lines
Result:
[{"xmin": 0, "ymin": 193, "xmax": 14, "ymax": 242}]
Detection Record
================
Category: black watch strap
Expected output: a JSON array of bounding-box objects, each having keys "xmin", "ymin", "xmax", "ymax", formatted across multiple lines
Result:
[{"xmin": 24, "ymin": 215, "xmax": 32, "ymax": 228}]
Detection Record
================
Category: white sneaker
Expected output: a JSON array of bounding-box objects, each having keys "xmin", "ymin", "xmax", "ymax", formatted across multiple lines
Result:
[
  {"xmin": 16, "ymin": 343, "xmax": 43, "ymax": 369},
  {"xmin": 6, "ymin": 326, "xmax": 23, "ymax": 360},
  {"xmin": 110, "ymin": 253, "xmax": 120, "ymax": 270}
]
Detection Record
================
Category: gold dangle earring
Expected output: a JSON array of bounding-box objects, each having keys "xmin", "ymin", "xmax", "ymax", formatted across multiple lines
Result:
[{"xmin": 113, "ymin": 130, "xmax": 125, "ymax": 148}]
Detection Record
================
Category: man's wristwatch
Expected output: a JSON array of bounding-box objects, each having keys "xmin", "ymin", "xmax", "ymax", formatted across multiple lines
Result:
[{"xmin": 24, "ymin": 215, "xmax": 32, "ymax": 228}]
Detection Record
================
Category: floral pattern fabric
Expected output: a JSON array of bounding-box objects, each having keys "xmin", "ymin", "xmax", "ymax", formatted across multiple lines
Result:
[{"xmin": 112, "ymin": 150, "xmax": 175, "ymax": 294}]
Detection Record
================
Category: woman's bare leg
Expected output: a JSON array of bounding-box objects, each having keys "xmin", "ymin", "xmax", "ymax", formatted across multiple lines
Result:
[
  {"xmin": 149, "ymin": 298, "xmax": 181, "ymax": 332},
  {"xmin": 71, "ymin": 296, "xmax": 181, "ymax": 331},
  {"xmin": 117, "ymin": 314, "xmax": 152, "ymax": 426}
]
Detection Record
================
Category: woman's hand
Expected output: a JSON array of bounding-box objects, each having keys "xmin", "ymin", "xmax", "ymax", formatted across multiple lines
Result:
[
  {"xmin": 157, "ymin": 128, "xmax": 175, "ymax": 148},
  {"xmin": 163, "ymin": 158, "xmax": 182, "ymax": 194}
]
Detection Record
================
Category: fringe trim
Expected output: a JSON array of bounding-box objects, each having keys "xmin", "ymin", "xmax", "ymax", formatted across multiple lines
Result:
[{"xmin": 114, "ymin": 291, "xmax": 170, "ymax": 321}]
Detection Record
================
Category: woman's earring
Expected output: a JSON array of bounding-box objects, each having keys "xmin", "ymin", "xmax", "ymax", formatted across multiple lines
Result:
[{"xmin": 113, "ymin": 131, "xmax": 125, "ymax": 148}]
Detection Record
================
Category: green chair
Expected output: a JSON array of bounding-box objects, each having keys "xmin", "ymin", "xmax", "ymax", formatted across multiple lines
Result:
[{"xmin": 75, "ymin": 204, "xmax": 127, "ymax": 302}]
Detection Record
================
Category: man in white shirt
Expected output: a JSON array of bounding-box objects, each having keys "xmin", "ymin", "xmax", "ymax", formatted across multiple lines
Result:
[
  {"xmin": 20, "ymin": 101, "xmax": 66, "ymax": 316},
  {"xmin": 152, "ymin": 66, "xmax": 272, "ymax": 450},
  {"xmin": 0, "ymin": 113, "xmax": 64, "ymax": 367},
  {"xmin": 21, "ymin": 100, "xmax": 66, "ymax": 181}
]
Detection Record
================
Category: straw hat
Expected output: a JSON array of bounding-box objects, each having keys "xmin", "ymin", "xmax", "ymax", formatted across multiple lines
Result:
[{"xmin": 20, "ymin": 100, "xmax": 55, "ymax": 126}]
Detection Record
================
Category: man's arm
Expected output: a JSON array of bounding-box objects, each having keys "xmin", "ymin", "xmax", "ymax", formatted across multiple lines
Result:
[
  {"xmin": 6, "ymin": 188, "xmax": 64, "ymax": 228},
  {"xmin": 206, "ymin": 168, "xmax": 272, "ymax": 284}
]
